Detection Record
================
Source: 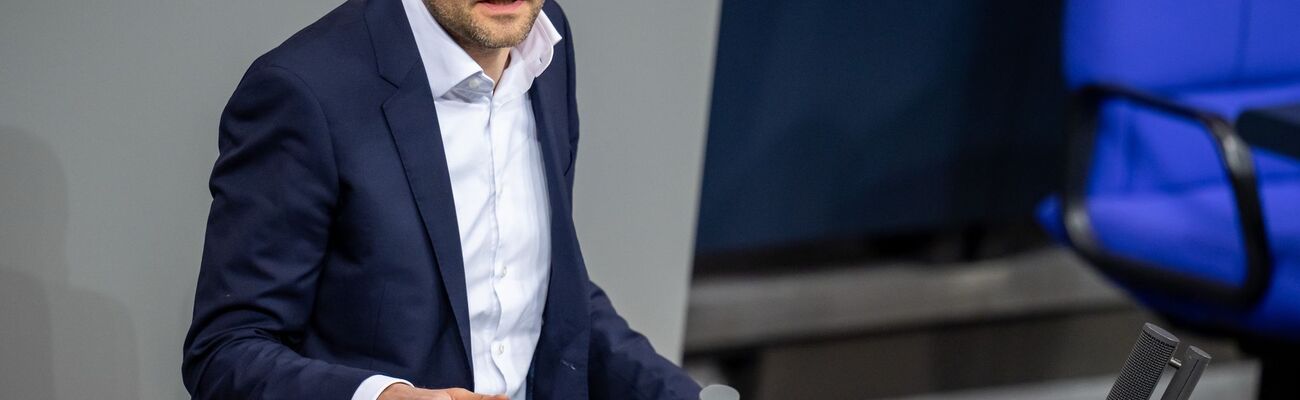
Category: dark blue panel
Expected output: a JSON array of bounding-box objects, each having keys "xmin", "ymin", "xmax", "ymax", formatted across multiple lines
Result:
[{"xmin": 696, "ymin": 0, "xmax": 1066, "ymax": 254}]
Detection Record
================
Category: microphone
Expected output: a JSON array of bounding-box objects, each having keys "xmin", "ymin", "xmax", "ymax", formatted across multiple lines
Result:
[
  {"xmin": 1106, "ymin": 323, "xmax": 1180, "ymax": 400},
  {"xmin": 700, "ymin": 384, "xmax": 740, "ymax": 400},
  {"xmin": 1159, "ymin": 345, "xmax": 1211, "ymax": 400}
]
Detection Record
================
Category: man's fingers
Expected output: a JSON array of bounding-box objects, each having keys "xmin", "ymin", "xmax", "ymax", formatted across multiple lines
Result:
[
  {"xmin": 444, "ymin": 388, "xmax": 508, "ymax": 400},
  {"xmin": 378, "ymin": 384, "xmax": 457, "ymax": 400},
  {"xmin": 427, "ymin": 392, "xmax": 453, "ymax": 400}
]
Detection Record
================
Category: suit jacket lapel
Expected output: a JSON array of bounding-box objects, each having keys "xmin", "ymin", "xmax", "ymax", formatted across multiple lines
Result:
[
  {"xmin": 381, "ymin": 66, "xmax": 475, "ymax": 370},
  {"xmin": 369, "ymin": 0, "xmax": 474, "ymax": 373}
]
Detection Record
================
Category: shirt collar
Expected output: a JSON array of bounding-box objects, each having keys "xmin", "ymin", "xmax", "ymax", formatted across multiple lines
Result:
[{"xmin": 400, "ymin": 0, "xmax": 563, "ymax": 99}]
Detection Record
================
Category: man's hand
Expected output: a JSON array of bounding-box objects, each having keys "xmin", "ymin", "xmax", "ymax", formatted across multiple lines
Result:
[{"xmin": 377, "ymin": 383, "xmax": 509, "ymax": 400}]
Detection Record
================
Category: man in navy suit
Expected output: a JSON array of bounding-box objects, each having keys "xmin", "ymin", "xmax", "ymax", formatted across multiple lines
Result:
[{"xmin": 181, "ymin": 0, "xmax": 701, "ymax": 399}]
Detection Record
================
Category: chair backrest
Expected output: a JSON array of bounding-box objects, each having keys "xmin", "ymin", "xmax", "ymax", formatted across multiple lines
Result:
[
  {"xmin": 1066, "ymin": 0, "xmax": 1300, "ymax": 195},
  {"xmin": 1066, "ymin": 0, "xmax": 1300, "ymax": 91}
]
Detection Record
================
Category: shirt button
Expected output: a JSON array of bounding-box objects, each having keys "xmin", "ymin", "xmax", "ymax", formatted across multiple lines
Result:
[
  {"xmin": 497, "ymin": 266, "xmax": 508, "ymax": 279},
  {"xmin": 493, "ymin": 342, "xmax": 506, "ymax": 356}
]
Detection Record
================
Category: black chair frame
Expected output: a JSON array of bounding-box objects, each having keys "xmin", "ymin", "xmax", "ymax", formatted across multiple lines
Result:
[{"xmin": 1061, "ymin": 83, "xmax": 1274, "ymax": 310}]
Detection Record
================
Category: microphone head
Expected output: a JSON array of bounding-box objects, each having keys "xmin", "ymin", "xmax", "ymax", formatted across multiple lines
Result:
[
  {"xmin": 1106, "ymin": 323, "xmax": 1180, "ymax": 400},
  {"xmin": 700, "ymin": 384, "xmax": 740, "ymax": 400}
]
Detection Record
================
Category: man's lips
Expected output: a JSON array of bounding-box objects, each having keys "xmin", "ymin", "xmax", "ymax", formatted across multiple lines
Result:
[{"xmin": 475, "ymin": 0, "xmax": 525, "ymax": 13}]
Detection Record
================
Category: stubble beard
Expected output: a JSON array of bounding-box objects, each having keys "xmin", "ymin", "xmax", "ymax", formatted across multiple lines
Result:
[{"xmin": 426, "ymin": 0, "xmax": 542, "ymax": 50}]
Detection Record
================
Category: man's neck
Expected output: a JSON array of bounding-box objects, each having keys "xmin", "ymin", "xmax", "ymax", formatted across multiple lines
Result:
[{"xmin": 462, "ymin": 45, "xmax": 511, "ymax": 87}]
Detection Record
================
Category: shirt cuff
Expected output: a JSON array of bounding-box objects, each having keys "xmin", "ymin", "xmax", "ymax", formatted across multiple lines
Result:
[{"xmin": 351, "ymin": 375, "xmax": 412, "ymax": 400}]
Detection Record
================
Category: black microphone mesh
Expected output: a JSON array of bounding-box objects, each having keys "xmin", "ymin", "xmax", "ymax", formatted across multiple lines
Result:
[{"xmin": 1106, "ymin": 324, "xmax": 1179, "ymax": 400}]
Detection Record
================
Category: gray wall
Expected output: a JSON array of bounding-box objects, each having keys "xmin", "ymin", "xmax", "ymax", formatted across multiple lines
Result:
[{"xmin": 0, "ymin": 0, "xmax": 717, "ymax": 397}]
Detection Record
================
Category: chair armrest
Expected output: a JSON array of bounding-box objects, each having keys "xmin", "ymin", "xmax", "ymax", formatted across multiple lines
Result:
[{"xmin": 1061, "ymin": 83, "xmax": 1273, "ymax": 309}]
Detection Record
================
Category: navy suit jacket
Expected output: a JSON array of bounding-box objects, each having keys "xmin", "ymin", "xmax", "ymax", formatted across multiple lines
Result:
[{"xmin": 181, "ymin": 1, "xmax": 701, "ymax": 399}]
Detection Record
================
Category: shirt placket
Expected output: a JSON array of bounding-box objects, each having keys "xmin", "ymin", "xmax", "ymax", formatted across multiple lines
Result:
[{"xmin": 481, "ymin": 75, "xmax": 513, "ymax": 390}]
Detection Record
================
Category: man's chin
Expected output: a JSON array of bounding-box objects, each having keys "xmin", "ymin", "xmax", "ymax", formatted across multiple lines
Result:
[
  {"xmin": 466, "ymin": 24, "xmax": 528, "ymax": 47},
  {"xmin": 472, "ymin": 16, "xmax": 536, "ymax": 44}
]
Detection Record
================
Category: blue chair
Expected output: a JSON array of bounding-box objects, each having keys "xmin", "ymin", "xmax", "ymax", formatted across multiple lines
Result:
[{"xmin": 1037, "ymin": 1, "xmax": 1300, "ymax": 397}]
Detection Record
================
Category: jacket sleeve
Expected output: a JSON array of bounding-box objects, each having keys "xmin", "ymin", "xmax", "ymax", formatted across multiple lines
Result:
[
  {"xmin": 182, "ymin": 62, "xmax": 377, "ymax": 400},
  {"xmin": 586, "ymin": 282, "xmax": 703, "ymax": 400}
]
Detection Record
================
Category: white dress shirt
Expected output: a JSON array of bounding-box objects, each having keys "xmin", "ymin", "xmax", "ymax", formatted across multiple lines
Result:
[{"xmin": 352, "ymin": 1, "xmax": 562, "ymax": 399}]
